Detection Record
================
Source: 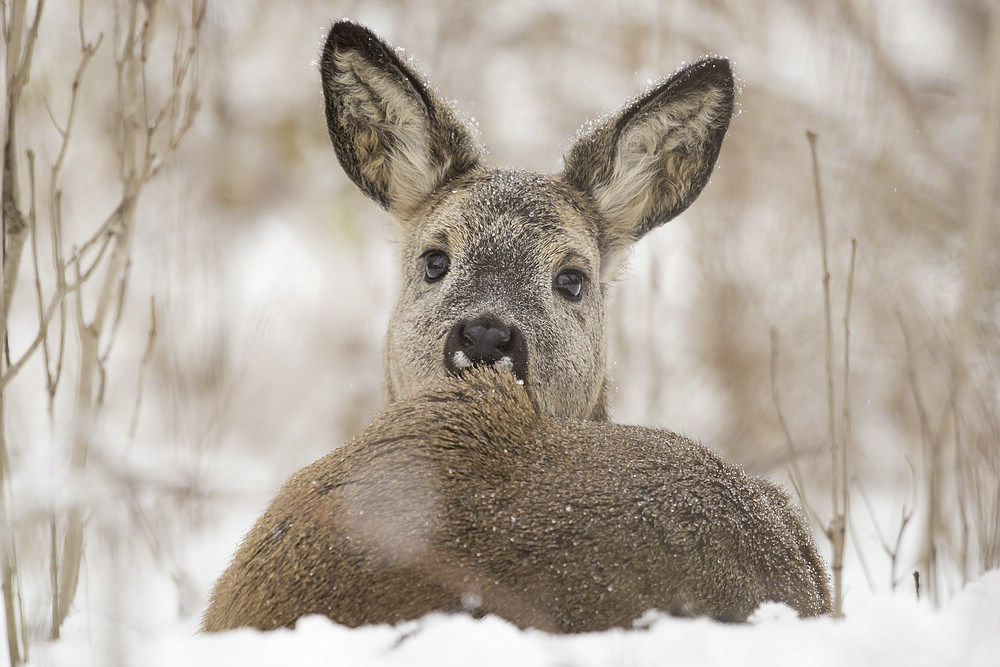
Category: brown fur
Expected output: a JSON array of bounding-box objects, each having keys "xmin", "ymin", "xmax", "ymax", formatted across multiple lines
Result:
[
  {"xmin": 203, "ymin": 369, "xmax": 831, "ymax": 633},
  {"xmin": 320, "ymin": 22, "xmax": 735, "ymax": 420}
]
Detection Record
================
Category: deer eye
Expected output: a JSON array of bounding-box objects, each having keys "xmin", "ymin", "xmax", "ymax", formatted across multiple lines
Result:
[
  {"xmin": 554, "ymin": 269, "xmax": 585, "ymax": 301},
  {"xmin": 423, "ymin": 250, "xmax": 450, "ymax": 282}
]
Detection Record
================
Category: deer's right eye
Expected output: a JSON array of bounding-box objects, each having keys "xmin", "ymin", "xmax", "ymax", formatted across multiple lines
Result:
[{"xmin": 423, "ymin": 251, "xmax": 450, "ymax": 282}]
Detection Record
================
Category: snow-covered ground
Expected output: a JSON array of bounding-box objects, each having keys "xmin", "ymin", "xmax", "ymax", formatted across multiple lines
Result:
[{"xmin": 24, "ymin": 557, "xmax": 1000, "ymax": 667}]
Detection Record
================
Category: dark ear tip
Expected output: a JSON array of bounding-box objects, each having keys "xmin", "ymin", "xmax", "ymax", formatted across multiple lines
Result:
[
  {"xmin": 678, "ymin": 57, "xmax": 734, "ymax": 93},
  {"xmin": 326, "ymin": 20, "xmax": 375, "ymax": 45},
  {"xmin": 696, "ymin": 56, "xmax": 733, "ymax": 75},
  {"xmin": 323, "ymin": 20, "xmax": 382, "ymax": 61}
]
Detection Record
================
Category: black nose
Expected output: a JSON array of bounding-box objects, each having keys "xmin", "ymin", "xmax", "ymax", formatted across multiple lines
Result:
[{"xmin": 444, "ymin": 315, "xmax": 528, "ymax": 381}]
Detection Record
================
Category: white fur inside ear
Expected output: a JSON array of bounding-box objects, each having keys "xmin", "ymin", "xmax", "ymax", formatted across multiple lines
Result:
[
  {"xmin": 333, "ymin": 50, "xmax": 451, "ymax": 214},
  {"xmin": 593, "ymin": 88, "xmax": 725, "ymax": 232}
]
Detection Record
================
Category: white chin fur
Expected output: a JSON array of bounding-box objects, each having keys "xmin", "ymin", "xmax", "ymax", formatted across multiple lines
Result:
[
  {"xmin": 452, "ymin": 351, "xmax": 473, "ymax": 370},
  {"xmin": 452, "ymin": 353, "xmax": 516, "ymax": 374}
]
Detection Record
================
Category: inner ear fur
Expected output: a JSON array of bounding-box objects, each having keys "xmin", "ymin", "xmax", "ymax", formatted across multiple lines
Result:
[
  {"xmin": 562, "ymin": 58, "xmax": 735, "ymax": 260},
  {"xmin": 320, "ymin": 21, "xmax": 481, "ymax": 217}
]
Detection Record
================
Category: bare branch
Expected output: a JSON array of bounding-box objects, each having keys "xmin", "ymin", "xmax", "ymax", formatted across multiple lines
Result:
[
  {"xmin": 807, "ymin": 130, "xmax": 846, "ymax": 618},
  {"xmin": 855, "ymin": 464, "xmax": 915, "ymax": 591},
  {"xmin": 2, "ymin": 4, "xmax": 48, "ymax": 657},
  {"xmin": 837, "ymin": 235, "xmax": 858, "ymax": 590},
  {"xmin": 128, "ymin": 296, "xmax": 157, "ymax": 439},
  {"xmin": 50, "ymin": 32, "xmax": 103, "ymax": 174},
  {"xmin": 50, "ymin": 0, "xmax": 205, "ymax": 633},
  {"xmin": 15, "ymin": 0, "xmax": 43, "ymax": 86},
  {"xmin": 769, "ymin": 328, "xmax": 825, "ymax": 531}
]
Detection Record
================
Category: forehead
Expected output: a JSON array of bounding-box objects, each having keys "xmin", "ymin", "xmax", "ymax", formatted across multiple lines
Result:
[{"xmin": 417, "ymin": 170, "xmax": 599, "ymax": 262}]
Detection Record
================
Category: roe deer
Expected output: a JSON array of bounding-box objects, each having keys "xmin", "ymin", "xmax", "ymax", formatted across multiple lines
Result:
[
  {"xmin": 321, "ymin": 21, "xmax": 734, "ymax": 420},
  {"xmin": 202, "ymin": 368, "xmax": 831, "ymax": 633}
]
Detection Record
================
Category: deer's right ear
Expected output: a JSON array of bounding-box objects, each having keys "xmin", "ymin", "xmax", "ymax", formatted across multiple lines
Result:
[{"xmin": 320, "ymin": 22, "xmax": 481, "ymax": 216}]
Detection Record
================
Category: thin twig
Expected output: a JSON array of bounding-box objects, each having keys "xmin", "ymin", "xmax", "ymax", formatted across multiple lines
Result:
[
  {"xmin": 28, "ymin": 8, "xmax": 98, "ymax": 413},
  {"xmin": 2, "ymin": 1, "xmax": 47, "ymax": 663},
  {"xmin": 838, "ymin": 236, "xmax": 857, "ymax": 596},
  {"xmin": 845, "ymin": 478, "xmax": 876, "ymax": 592},
  {"xmin": 807, "ymin": 130, "xmax": 845, "ymax": 618},
  {"xmin": 48, "ymin": 518, "xmax": 57, "ymax": 641},
  {"xmin": 769, "ymin": 328, "xmax": 824, "ymax": 530},
  {"xmin": 128, "ymin": 296, "xmax": 157, "ymax": 440},
  {"xmin": 855, "ymin": 468, "xmax": 915, "ymax": 591}
]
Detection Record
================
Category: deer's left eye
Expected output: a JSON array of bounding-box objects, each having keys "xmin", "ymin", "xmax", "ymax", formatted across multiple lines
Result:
[
  {"xmin": 423, "ymin": 251, "xmax": 450, "ymax": 282},
  {"xmin": 554, "ymin": 270, "xmax": 585, "ymax": 301}
]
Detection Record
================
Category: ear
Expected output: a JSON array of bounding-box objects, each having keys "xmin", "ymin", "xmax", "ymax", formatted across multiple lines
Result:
[
  {"xmin": 562, "ymin": 58, "xmax": 735, "ymax": 269},
  {"xmin": 320, "ymin": 21, "xmax": 481, "ymax": 216}
]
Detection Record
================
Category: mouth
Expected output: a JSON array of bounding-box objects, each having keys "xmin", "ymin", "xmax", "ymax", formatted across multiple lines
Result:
[{"xmin": 448, "ymin": 351, "xmax": 523, "ymax": 383}]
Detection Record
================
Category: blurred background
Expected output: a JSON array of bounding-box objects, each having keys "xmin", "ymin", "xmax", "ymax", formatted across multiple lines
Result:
[{"xmin": 2, "ymin": 0, "xmax": 997, "ymax": 652}]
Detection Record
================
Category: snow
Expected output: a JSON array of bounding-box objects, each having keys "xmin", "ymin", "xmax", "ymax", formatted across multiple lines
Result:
[{"xmin": 23, "ymin": 567, "xmax": 1000, "ymax": 667}]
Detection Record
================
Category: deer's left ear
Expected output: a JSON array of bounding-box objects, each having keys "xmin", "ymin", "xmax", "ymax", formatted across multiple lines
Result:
[{"xmin": 562, "ymin": 58, "xmax": 735, "ymax": 266}]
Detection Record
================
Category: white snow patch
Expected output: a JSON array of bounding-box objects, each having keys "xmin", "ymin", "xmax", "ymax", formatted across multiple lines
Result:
[{"xmin": 18, "ymin": 569, "xmax": 1000, "ymax": 666}]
